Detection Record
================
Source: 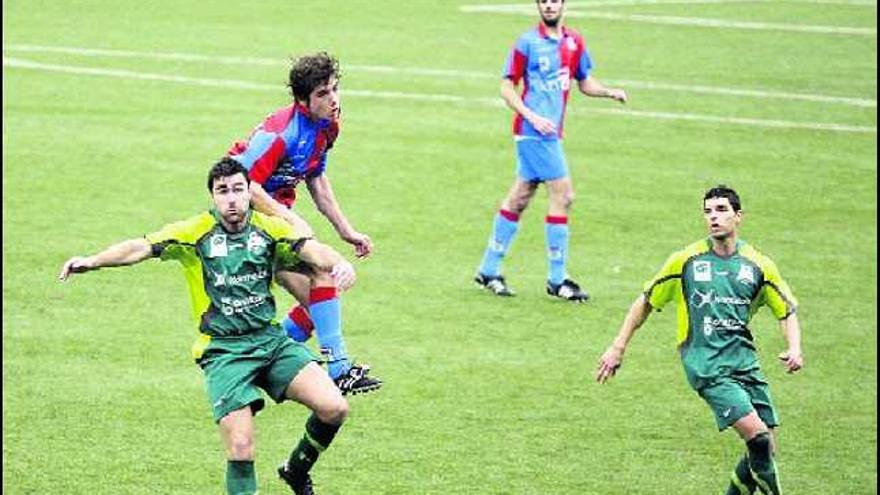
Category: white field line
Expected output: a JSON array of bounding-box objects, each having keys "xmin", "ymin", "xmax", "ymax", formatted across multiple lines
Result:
[
  {"xmin": 460, "ymin": 4, "xmax": 877, "ymax": 35},
  {"xmin": 4, "ymin": 44, "xmax": 875, "ymax": 108},
  {"xmin": 4, "ymin": 57, "xmax": 876, "ymax": 134}
]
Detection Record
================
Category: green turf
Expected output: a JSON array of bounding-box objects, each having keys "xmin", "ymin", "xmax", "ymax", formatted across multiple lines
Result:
[{"xmin": 3, "ymin": 1, "xmax": 876, "ymax": 493}]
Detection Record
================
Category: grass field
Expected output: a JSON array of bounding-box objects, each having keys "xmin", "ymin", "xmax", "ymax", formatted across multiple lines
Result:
[{"xmin": 3, "ymin": 1, "xmax": 877, "ymax": 493}]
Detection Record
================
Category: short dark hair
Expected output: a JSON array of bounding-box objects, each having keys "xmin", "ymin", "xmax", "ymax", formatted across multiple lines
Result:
[
  {"xmin": 288, "ymin": 52, "xmax": 340, "ymax": 102},
  {"xmin": 207, "ymin": 157, "xmax": 249, "ymax": 191},
  {"xmin": 703, "ymin": 185, "xmax": 741, "ymax": 212}
]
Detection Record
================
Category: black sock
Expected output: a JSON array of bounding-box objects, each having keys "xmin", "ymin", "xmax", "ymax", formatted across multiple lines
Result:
[
  {"xmin": 287, "ymin": 414, "xmax": 342, "ymax": 474},
  {"xmin": 746, "ymin": 432, "xmax": 781, "ymax": 495},
  {"xmin": 726, "ymin": 454, "xmax": 757, "ymax": 495}
]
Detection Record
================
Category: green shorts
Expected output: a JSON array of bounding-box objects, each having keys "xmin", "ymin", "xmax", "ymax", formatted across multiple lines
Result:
[
  {"xmin": 697, "ymin": 373, "xmax": 779, "ymax": 431},
  {"xmin": 197, "ymin": 325, "xmax": 318, "ymax": 423}
]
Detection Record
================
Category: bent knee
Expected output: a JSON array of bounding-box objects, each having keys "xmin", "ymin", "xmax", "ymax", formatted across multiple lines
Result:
[{"xmin": 316, "ymin": 397, "xmax": 349, "ymax": 425}]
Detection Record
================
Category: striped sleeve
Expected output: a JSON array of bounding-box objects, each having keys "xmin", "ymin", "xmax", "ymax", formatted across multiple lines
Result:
[{"xmin": 503, "ymin": 35, "xmax": 529, "ymax": 84}]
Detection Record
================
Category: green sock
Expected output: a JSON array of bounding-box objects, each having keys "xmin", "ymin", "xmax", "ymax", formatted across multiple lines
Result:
[
  {"xmin": 226, "ymin": 460, "xmax": 257, "ymax": 495},
  {"xmin": 287, "ymin": 414, "xmax": 342, "ymax": 474},
  {"xmin": 746, "ymin": 433, "xmax": 782, "ymax": 495},
  {"xmin": 726, "ymin": 454, "xmax": 757, "ymax": 495}
]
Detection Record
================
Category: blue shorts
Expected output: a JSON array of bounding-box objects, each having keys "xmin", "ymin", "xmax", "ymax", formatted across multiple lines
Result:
[{"xmin": 515, "ymin": 138, "xmax": 569, "ymax": 182}]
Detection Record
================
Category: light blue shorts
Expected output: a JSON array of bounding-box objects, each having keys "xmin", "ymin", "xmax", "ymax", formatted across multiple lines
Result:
[{"xmin": 515, "ymin": 138, "xmax": 568, "ymax": 182}]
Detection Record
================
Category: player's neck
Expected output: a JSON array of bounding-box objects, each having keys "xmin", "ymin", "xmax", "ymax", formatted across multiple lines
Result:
[
  {"xmin": 542, "ymin": 21, "xmax": 562, "ymax": 38},
  {"xmin": 710, "ymin": 235, "xmax": 738, "ymax": 257}
]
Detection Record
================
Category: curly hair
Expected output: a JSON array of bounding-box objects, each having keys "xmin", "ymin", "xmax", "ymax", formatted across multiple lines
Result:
[{"xmin": 287, "ymin": 52, "xmax": 340, "ymax": 102}]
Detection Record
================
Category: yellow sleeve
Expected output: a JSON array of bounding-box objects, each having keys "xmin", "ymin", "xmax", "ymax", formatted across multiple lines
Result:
[
  {"xmin": 757, "ymin": 255, "xmax": 798, "ymax": 319},
  {"xmin": 250, "ymin": 212, "xmax": 304, "ymax": 269},
  {"xmin": 642, "ymin": 251, "xmax": 686, "ymax": 310},
  {"xmin": 144, "ymin": 212, "xmax": 215, "ymax": 261}
]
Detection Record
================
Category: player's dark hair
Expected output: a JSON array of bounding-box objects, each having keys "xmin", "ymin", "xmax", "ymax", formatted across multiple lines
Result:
[
  {"xmin": 704, "ymin": 185, "xmax": 742, "ymax": 212},
  {"xmin": 288, "ymin": 52, "xmax": 340, "ymax": 102},
  {"xmin": 207, "ymin": 157, "xmax": 249, "ymax": 191}
]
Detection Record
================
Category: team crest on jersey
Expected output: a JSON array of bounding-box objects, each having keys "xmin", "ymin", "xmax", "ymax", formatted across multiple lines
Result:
[
  {"xmin": 247, "ymin": 231, "xmax": 268, "ymax": 255},
  {"xmin": 566, "ymin": 37, "xmax": 577, "ymax": 51},
  {"xmin": 736, "ymin": 264, "xmax": 755, "ymax": 285},
  {"xmin": 209, "ymin": 234, "xmax": 228, "ymax": 257},
  {"xmin": 694, "ymin": 261, "xmax": 712, "ymax": 282}
]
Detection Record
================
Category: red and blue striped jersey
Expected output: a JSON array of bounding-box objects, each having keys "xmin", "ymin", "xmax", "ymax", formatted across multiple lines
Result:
[
  {"xmin": 227, "ymin": 103, "xmax": 340, "ymax": 207},
  {"xmin": 503, "ymin": 24, "xmax": 592, "ymax": 139}
]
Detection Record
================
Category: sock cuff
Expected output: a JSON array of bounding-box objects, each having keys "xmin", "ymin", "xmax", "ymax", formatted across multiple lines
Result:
[
  {"xmin": 499, "ymin": 209, "xmax": 520, "ymax": 222},
  {"xmin": 309, "ymin": 287, "xmax": 338, "ymax": 304},
  {"xmin": 545, "ymin": 215, "xmax": 568, "ymax": 224},
  {"xmin": 306, "ymin": 414, "xmax": 342, "ymax": 448},
  {"xmin": 288, "ymin": 305, "xmax": 315, "ymax": 331}
]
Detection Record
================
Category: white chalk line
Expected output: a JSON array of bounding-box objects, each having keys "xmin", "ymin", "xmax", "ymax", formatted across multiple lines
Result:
[
  {"xmin": 4, "ymin": 44, "xmax": 875, "ymax": 108},
  {"xmin": 4, "ymin": 57, "xmax": 875, "ymax": 134},
  {"xmin": 460, "ymin": 3, "xmax": 877, "ymax": 35}
]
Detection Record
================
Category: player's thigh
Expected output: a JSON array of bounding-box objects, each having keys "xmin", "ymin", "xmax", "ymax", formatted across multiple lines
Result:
[
  {"xmin": 261, "ymin": 336, "xmax": 320, "ymax": 404},
  {"xmin": 201, "ymin": 344, "xmax": 266, "ymax": 424},
  {"xmin": 284, "ymin": 362, "xmax": 347, "ymax": 420},
  {"xmin": 515, "ymin": 138, "xmax": 569, "ymax": 183},
  {"xmin": 275, "ymin": 268, "xmax": 312, "ymax": 305},
  {"xmin": 698, "ymin": 379, "xmax": 758, "ymax": 432}
]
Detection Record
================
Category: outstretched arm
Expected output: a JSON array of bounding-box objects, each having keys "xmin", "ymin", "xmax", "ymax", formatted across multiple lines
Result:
[
  {"xmin": 777, "ymin": 313, "xmax": 804, "ymax": 373},
  {"xmin": 595, "ymin": 294, "xmax": 653, "ymax": 383},
  {"xmin": 306, "ymin": 175, "xmax": 372, "ymax": 258},
  {"xmin": 578, "ymin": 76, "xmax": 628, "ymax": 103},
  {"xmin": 249, "ymin": 181, "xmax": 314, "ymax": 238},
  {"xmin": 500, "ymin": 78, "xmax": 557, "ymax": 136},
  {"xmin": 59, "ymin": 238, "xmax": 153, "ymax": 281}
]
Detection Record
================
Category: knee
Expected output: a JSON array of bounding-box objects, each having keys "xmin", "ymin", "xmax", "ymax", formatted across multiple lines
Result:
[
  {"xmin": 227, "ymin": 432, "xmax": 255, "ymax": 460},
  {"xmin": 561, "ymin": 191, "xmax": 575, "ymax": 210},
  {"xmin": 311, "ymin": 271, "xmax": 336, "ymax": 289},
  {"xmin": 315, "ymin": 396, "xmax": 349, "ymax": 425}
]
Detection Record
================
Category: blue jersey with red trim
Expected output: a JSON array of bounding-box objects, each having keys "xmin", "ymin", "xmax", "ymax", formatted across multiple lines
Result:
[
  {"xmin": 227, "ymin": 103, "xmax": 339, "ymax": 207},
  {"xmin": 503, "ymin": 24, "xmax": 592, "ymax": 139}
]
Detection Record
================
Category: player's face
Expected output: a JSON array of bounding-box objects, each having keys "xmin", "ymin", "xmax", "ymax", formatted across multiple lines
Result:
[
  {"xmin": 536, "ymin": 0, "xmax": 564, "ymax": 27},
  {"xmin": 308, "ymin": 76, "xmax": 340, "ymax": 121},
  {"xmin": 703, "ymin": 197, "xmax": 742, "ymax": 240},
  {"xmin": 212, "ymin": 173, "xmax": 251, "ymax": 227}
]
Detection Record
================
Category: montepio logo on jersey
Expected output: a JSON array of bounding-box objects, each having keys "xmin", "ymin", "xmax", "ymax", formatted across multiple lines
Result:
[
  {"xmin": 693, "ymin": 261, "xmax": 712, "ymax": 282},
  {"xmin": 209, "ymin": 233, "xmax": 228, "ymax": 257},
  {"xmin": 529, "ymin": 67, "xmax": 571, "ymax": 92},
  {"xmin": 213, "ymin": 269, "xmax": 269, "ymax": 287},
  {"xmin": 247, "ymin": 231, "xmax": 268, "ymax": 255},
  {"xmin": 737, "ymin": 265, "xmax": 756, "ymax": 286}
]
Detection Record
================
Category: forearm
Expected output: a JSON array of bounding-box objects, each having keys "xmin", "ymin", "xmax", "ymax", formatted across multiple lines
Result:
[
  {"xmin": 501, "ymin": 79, "xmax": 537, "ymax": 120},
  {"xmin": 612, "ymin": 295, "xmax": 653, "ymax": 351},
  {"xmin": 779, "ymin": 313, "xmax": 802, "ymax": 352},
  {"xmin": 87, "ymin": 238, "xmax": 153, "ymax": 269},
  {"xmin": 578, "ymin": 77, "xmax": 618, "ymax": 98}
]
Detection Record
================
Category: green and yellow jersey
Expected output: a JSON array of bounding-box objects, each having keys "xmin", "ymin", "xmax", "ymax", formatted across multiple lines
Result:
[
  {"xmin": 643, "ymin": 238, "xmax": 797, "ymax": 390},
  {"xmin": 144, "ymin": 209, "xmax": 304, "ymax": 358}
]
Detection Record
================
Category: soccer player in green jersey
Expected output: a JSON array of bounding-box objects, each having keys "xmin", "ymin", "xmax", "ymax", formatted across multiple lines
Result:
[
  {"xmin": 595, "ymin": 185, "xmax": 804, "ymax": 495},
  {"xmin": 59, "ymin": 158, "xmax": 354, "ymax": 495}
]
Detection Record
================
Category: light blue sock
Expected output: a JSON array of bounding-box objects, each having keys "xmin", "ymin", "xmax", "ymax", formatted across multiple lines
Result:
[
  {"xmin": 478, "ymin": 210, "xmax": 520, "ymax": 277},
  {"xmin": 545, "ymin": 216, "xmax": 569, "ymax": 285},
  {"xmin": 310, "ymin": 288, "xmax": 350, "ymax": 380}
]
